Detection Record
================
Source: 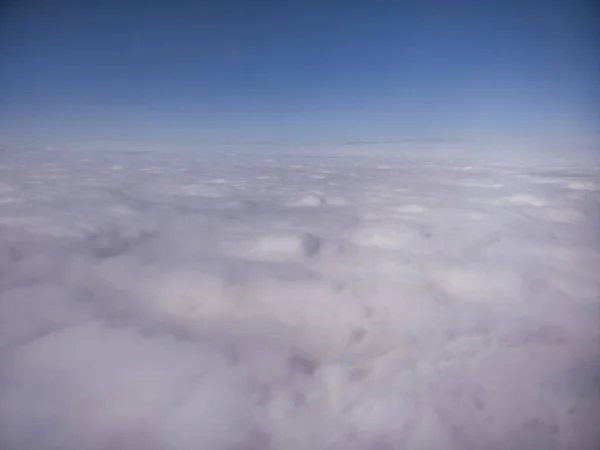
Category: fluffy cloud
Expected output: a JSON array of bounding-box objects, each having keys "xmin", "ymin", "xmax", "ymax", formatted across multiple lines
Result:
[{"xmin": 0, "ymin": 151, "xmax": 598, "ymax": 449}]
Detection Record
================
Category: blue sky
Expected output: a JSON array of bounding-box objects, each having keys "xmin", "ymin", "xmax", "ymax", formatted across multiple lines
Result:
[{"xmin": 0, "ymin": 0, "xmax": 597, "ymax": 151}]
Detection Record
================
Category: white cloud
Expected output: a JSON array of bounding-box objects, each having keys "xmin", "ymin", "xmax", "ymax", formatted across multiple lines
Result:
[{"xmin": 0, "ymin": 151, "xmax": 599, "ymax": 449}]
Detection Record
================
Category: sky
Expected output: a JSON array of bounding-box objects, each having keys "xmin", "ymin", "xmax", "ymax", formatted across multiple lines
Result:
[{"xmin": 0, "ymin": 0, "xmax": 598, "ymax": 152}]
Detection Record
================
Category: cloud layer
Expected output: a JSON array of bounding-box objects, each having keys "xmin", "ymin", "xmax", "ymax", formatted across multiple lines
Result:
[{"xmin": 0, "ymin": 150, "xmax": 599, "ymax": 449}]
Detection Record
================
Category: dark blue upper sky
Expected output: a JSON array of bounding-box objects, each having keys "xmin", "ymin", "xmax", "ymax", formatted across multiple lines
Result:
[{"xmin": 0, "ymin": 0, "xmax": 597, "ymax": 150}]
